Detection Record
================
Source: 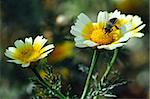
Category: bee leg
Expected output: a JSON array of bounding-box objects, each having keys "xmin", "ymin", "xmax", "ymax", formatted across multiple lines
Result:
[
  {"xmin": 115, "ymin": 25, "xmax": 119, "ymax": 29},
  {"xmin": 109, "ymin": 28, "xmax": 113, "ymax": 32}
]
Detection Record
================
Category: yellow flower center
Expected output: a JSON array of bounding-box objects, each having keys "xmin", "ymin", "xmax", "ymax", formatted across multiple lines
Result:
[
  {"xmin": 14, "ymin": 45, "xmax": 41, "ymax": 63},
  {"xmin": 90, "ymin": 29, "xmax": 114, "ymax": 45},
  {"xmin": 82, "ymin": 23, "xmax": 122, "ymax": 45}
]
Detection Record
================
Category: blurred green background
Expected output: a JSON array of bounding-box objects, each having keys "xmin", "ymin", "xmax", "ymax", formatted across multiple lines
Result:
[{"xmin": 0, "ymin": 0, "xmax": 149, "ymax": 99}]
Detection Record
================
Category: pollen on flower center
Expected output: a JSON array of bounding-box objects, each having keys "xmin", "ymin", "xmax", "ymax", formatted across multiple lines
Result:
[
  {"xmin": 21, "ymin": 50, "xmax": 31, "ymax": 56},
  {"xmin": 16, "ymin": 47, "xmax": 40, "ymax": 63},
  {"xmin": 90, "ymin": 29, "xmax": 114, "ymax": 45}
]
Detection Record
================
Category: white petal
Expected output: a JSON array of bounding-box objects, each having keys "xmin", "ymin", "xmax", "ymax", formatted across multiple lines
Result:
[
  {"xmin": 33, "ymin": 36, "xmax": 48, "ymax": 50},
  {"xmin": 132, "ymin": 15, "xmax": 142, "ymax": 28},
  {"xmin": 97, "ymin": 11, "xmax": 108, "ymax": 26},
  {"xmin": 120, "ymin": 21, "xmax": 133, "ymax": 34},
  {"xmin": 109, "ymin": 10, "xmax": 121, "ymax": 19},
  {"xmin": 40, "ymin": 44, "xmax": 54, "ymax": 53},
  {"xmin": 14, "ymin": 40, "xmax": 24, "ymax": 48},
  {"xmin": 132, "ymin": 32, "xmax": 144, "ymax": 38},
  {"xmin": 78, "ymin": 13, "xmax": 92, "ymax": 25},
  {"xmin": 117, "ymin": 28, "xmax": 145, "ymax": 43},
  {"xmin": 5, "ymin": 50, "xmax": 15, "ymax": 59},
  {"xmin": 71, "ymin": 26, "xmax": 82, "ymax": 35},
  {"xmin": 25, "ymin": 37, "xmax": 33, "ymax": 45},
  {"xmin": 120, "ymin": 16, "xmax": 145, "ymax": 34},
  {"xmin": 83, "ymin": 40, "xmax": 98, "ymax": 47},
  {"xmin": 120, "ymin": 25, "xmax": 127, "ymax": 34},
  {"xmin": 5, "ymin": 53, "xmax": 13, "ymax": 59},
  {"xmin": 70, "ymin": 13, "xmax": 92, "ymax": 37},
  {"xmin": 117, "ymin": 32, "xmax": 132, "ymax": 43},
  {"xmin": 40, "ymin": 39, "xmax": 47, "ymax": 47},
  {"xmin": 72, "ymin": 24, "xmax": 83, "ymax": 32},
  {"xmin": 70, "ymin": 29, "xmax": 81, "ymax": 36},
  {"xmin": 97, "ymin": 43, "xmax": 126, "ymax": 50},
  {"xmin": 39, "ymin": 49, "xmax": 54, "ymax": 59},
  {"xmin": 22, "ymin": 63, "xmax": 30, "ymax": 68},
  {"xmin": 76, "ymin": 20, "xmax": 85, "ymax": 27},
  {"xmin": 134, "ymin": 24, "xmax": 146, "ymax": 32},
  {"xmin": 128, "ymin": 24, "xmax": 145, "ymax": 38},
  {"xmin": 126, "ymin": 15, "xmax": 133, "ymax": 21},
  {"xmin": 8, "ymin": 47, "xmax": 17, "ymax": 53},
  {"xmin": 74, "ymin": 36, "xmax": 84, "ymax": 43},
  {"xmin": 75, "ymin": 43, "xmax": 87, "ymax": 48},
  {"xmin": 7, "ymin": 60, "xmax": 22, "ymax": 64},
  {"xmin": 38, "ymin": 36, "xmax": 48, "ymax": 47},
  {"xmin": 122, "ymin": 24, "xmax": 145, "ymax": 34},
  {"xmin": 74, "ymin": 37, "xmax": 88, "ymax": 48}
]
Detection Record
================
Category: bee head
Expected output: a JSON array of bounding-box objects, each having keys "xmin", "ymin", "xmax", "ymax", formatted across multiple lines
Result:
[{"xmin": 109, "ymin": 18, "xmax": 118, "ymax": 24}]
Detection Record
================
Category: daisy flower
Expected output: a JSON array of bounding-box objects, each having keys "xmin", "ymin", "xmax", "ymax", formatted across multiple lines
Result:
[
  {"xmin": 70, "ymin": 10, "xmax": 145, "ymax": 50},
  {"xmin": 5, "ymin": 36, "xmax": 54, "ymax": 67}
]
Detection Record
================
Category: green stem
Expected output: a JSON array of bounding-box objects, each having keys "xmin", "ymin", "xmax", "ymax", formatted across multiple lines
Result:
[
  {"xmin": 31, "ymin": 67, "xmax": 66, "ymax": 99},
  {"xmin": 101, "ymin": 49, "xmax": 119, "ymax": 85},
  {"xmin": 81, "ymin": 49, "xmax": 98, "ymax": 99}
]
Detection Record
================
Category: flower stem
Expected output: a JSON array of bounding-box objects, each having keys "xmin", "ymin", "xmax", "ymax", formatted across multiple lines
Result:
[
  {"xmin": 31, "ymin": 67, "xmax": 66, "ymax": 99},
  {"xmin": 81, "ymin": 49, "xmax": 98, "ymax": 99},
  {"xmin": 101, "ymin": 49, "xmax": 119, "ymax": 85}
]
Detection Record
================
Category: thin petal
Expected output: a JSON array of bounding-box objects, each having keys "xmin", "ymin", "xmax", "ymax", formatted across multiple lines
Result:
[
  {"xmin": 120, "ymin": 16, "xmax": 145, "ymax": 34},
  {"xmin": 97, "ymin": 11, "xmax": 108, "ymax": 26},
  {"xmin": 14, "ymin": 40, "xmax": 24, "ymax": 48},
  {"xmin": 133, "ymin": 24, "xmax": 146, "ymax": 33},
  {"xmin": 71, "ymin": 26, "xmax": 82, "ymax": 36},
  {"xmin": 78, "ymin": 13, "xmax": 92, "ymax": 25},
  {"xmin": 83, "ymin": 40, "xmax": 98, "ymax": 47},
  {"xmin": 22, "ymin": 63, "xmax": 30, "ymax": 68},
  {"xmin": 116, "ymin": 32, "xmax": 132, "ymax": 43},
  {"xmin": 39, "ymin": 49, "xmax": 54, "ymax": 59},
  {"xmin": 132, "ymin": 32, "xmax": 144, "ymax": 38},
  {"xmin": 75, "ymin": 43, "xmax": 87, "ymax": 48},
  {"xmin": 5, "ymin": 49, "xmax": 16, "ymax": 59},
  {"xmin": 74, "ymin": 37, "xmax": 87, "ymax": 48},
  {"xmin": 70, "ymin": 13, "xmax": 92, "ymax": 37},
  {"xmin": 7, "ymin": 60, "xmax": 22, "ymax": 64},
  {"xmin": 109, "ymin": 10, "xmax": 121, "ymax": 19},
  {"xmin": 74, "ymin": 37, "xmax": 84, "ymax": 43},
  {"xmin": 70, "ymin": 29, "xmax": 81, "ymax": 36},
  {"xmin": 5, "ymin": 52, "xmax": 13, "ymax": 59},
  {"xmin": 33, "ymin": 36, "xmax": 48, "ymax": 50},
  {"xmin": 97, "ymin": 43, "xmax": 126, "ymax": 50},
  {"xmin": 25, "ymin": 37, "xmax": 33, "ymax": 45},
  {"xmin": 8, "ymin": 47, "xmax": 17, "ymax": 53},
  {"xmin": 120, "ymin": 21, "xmax": 133, "ymax": 34},
  {"xmin": 40, "ymin": 44, "xmax": 54, "ymax": 54},
  {"xmin": 76, "ymin": 20, "xmax": 85, "ymax": 28},
  {"xmin": 132, "ymin": 15, "xmax": 143, "ymax": 28}
]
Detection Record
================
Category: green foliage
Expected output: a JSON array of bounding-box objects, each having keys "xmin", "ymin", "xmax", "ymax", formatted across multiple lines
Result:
[
  {"xmin": 87, "ymin": 70, "xmax": 128, "ymax": 98},
  {"xmin": 78, "ymin": 64, "xmax": 89, "ymax": 74},
  {"xmin": 31, "ymin": 64, "xmax": 62, "ymax": 98}
]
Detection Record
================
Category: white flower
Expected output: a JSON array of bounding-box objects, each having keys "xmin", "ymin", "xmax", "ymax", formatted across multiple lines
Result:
[
  {"xmin": 5, "ymin": 36, "xmax": 54, "ymax": 67},
  {"xmin": 70, "ymin": 10, "xmax": 145, "ymax": 50}
]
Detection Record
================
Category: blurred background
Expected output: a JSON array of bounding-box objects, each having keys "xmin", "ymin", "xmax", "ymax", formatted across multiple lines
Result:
[{"xmin": 0, "ymin": 0, "xmax": 149, "ymax": 99}]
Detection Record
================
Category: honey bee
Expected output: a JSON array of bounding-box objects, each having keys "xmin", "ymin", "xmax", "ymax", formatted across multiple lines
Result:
[{"xmin": 104, "ymin": 18, "xmax": 119, "ymax": 33}]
